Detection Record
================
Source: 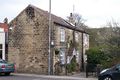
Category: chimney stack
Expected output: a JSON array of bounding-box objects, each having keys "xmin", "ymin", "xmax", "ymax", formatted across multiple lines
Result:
[
  {"xmin": 70, "ymin": 13, "xmax": 73, "ymax": 17},
  {"xmin": 3, "ymin": 17, "xmax": 8, "ymax": 24}
]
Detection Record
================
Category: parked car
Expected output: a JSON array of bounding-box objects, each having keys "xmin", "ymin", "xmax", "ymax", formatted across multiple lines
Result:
[
  {"xmin": 98, "ymin": 64, "xmax": 120, "ymax": 80},
  {"xmin": 0, "ymin": 59, "xmax": 15, "ymax": 75}
]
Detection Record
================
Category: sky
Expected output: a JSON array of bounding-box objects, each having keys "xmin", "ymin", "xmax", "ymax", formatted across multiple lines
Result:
[{"xmin": 0, "ymin": 0, "xmax": 120, "ymax": 28}]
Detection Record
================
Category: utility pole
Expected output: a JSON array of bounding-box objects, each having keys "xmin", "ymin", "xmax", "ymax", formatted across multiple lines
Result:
[
  {"xmin": 48, "ymin": 0, "xmax": 52, "ymax": 75},
  {"xmin": 81, "ymin": 32, "xmax": 84, "ymax": 71}
]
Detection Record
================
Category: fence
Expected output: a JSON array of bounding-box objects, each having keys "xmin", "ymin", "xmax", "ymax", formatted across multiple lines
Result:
[{"xmin": 86, "ymin": 63, "xmax": 102, "ymax": 78}]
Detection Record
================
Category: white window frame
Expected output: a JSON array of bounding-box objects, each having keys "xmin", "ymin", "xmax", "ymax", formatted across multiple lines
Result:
[
  {"xmin": 60, "ymin": 28, "xmax": 65, "ymax": 42},
  {"xmin": 0, "ymin": 28, "xmax": 4, "ymax": 32},
  {"xmin": 75, "ymin": 32, "xmax": 79, "ymax": 42},
  {"xmin": 60, "ymin": 49, "xmax": 65, "ymax": 64}
]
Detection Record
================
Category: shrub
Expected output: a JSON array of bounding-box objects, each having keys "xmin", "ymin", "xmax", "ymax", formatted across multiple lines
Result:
[
  {"xmin": 67, "ymin": 56, "xmax": 77, "ymax": 73},
  {"xmin": 86, "ymin": 48, "xmax": 111, "ymax": 68}
]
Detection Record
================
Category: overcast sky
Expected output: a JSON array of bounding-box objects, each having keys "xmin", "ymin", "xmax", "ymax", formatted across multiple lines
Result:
[{"xmin": 0, "ymin": 0, "xmax": 120, "ymax": 28}]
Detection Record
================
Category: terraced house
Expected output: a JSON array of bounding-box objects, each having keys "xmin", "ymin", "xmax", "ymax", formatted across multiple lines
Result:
[
  {"xmin": 8, "ymin": 4, "xmax": 89, "ymax": 75},
  {"xmin": 0, "ymin": 22, "xmax": 8, "ymax": 60}
]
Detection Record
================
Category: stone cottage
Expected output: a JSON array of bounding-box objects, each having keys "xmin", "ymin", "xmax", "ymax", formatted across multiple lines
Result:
[{"xmin": 8, "ymin": 4, "xmax": 89, "ymax": 75}]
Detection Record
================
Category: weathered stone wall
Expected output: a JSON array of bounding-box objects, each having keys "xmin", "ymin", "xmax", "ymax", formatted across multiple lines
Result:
[
  {"xmin": 8, "ymin": 8, "xmax": 49, "ymax": 74},
  {"xmin": 8, "ymin": 5, "xmax": 87, "ymax": 75},
  {"xmin": 53, "ymin": 24, "xmax": 83, "ymax": 74}
]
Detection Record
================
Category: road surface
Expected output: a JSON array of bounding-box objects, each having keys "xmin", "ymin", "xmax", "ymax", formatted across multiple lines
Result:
[{"xmin": 0, "ymin": 73, "xmax": 97, "ymax": 80}]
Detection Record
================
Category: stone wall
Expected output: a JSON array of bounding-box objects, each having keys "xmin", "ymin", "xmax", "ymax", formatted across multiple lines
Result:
[
  {"xmin": 53, "ymin": 24, "xmax": 83, "ymax": 74},
  {"xmin": 8, "ymin": 8, "xmax": 49, "ymax": 74},
  {"xmin": 8, "ymin": 5, "xmax": 87, "ymax": 75}
]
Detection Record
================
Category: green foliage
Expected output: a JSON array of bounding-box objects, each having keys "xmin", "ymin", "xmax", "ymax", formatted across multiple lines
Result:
[
  {"xmin": 88, "ymin": 25, "xmax": 120, "ymax": 68},
  {"xmin": 108, "ymin": 36, "xmax": 120, "ymax": 54},
  {"xmin": 86, "ymin": 48, "xmax": 111, "ymax": 68},
  {"xmin": 67, "ymin": 56, "xmax": 77, "ymax": 73},
  {"xmin": 87, "ymin": 48, "xmax": 103, "ymax": 64}
]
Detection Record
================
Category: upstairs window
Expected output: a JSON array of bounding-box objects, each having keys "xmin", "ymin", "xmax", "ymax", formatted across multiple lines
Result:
[
  {"xmin": 0, "ymin": 44, "xmax": 2, "ymax": 49},
  {"xmin": 0, "ymin": 28, "xmax": 4, "ymax": 32},
  {"xmin": 75, "ymin": 32, "xmax": 79, "ymax": 42},
  {"xmin": 60, "ymin": 28, "xmax": 65, "ymax": 42}
]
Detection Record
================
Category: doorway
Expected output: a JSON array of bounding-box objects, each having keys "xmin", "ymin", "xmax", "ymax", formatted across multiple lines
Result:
[{"xmin": 0, "ymin": 44, "xmax": 3, "ymax": 59}]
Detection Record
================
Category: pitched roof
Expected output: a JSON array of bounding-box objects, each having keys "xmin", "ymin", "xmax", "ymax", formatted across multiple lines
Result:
[
  {"xmin": 0, "ymin": 23, "xmax": 8, "ymax": 32},
  {"xmin": 26, "ymin": 5, "xmax": 87, "ymax": 33}
]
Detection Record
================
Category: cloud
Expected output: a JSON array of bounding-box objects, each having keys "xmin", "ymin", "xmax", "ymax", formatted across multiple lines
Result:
[{"xmin": 0, "ymin": 0, "xmax": 120, "ymax": 28}]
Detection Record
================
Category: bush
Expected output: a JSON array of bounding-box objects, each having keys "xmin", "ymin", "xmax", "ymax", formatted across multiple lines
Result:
[
  {"xmin": 67, "ymin": 56, "xmax": 77, "ymax": 73},
  {"xmin": 86, "ymin": 48, "xmax": 111, "ymax": 68}
]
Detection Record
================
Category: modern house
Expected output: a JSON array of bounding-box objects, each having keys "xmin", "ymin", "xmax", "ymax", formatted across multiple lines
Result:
[
  {"xmin": 8, "ymin": 4, "xmax": 89, "ymax": 74},
  {"xmin": 0, "ymin": 23, "xmax": 8, "ymax": 60}
]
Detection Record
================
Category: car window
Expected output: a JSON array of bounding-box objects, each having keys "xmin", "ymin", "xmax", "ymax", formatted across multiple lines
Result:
[
  {"xmin": 0, "ymin": 60, "xmax": 7, "ymax": 63},
  {"xmin": 117, "ymin": 65, "xmax": 120, "ymax": 70}
]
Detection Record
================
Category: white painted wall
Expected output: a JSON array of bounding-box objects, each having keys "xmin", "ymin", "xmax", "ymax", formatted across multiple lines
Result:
[
  {"xmin": 0, "ymin": 28, "xmax": 5, "ymax": 60},
  {"xmin": 83, "ymin": 33, "xmax": 89, "ymax": 63}
]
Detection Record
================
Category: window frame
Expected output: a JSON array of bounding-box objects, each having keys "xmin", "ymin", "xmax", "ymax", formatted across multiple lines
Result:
[
  {"xmin": 59, "ymin": 48, "xmax": 65, "ymax": 64},
  {"xmin": 0, "ymin": 44, "xmax": 2, "ymax": 49},
  {"xmin": 75, "ymin": 32, "xmax": 79, "ymax": 42},
  {"xmin": 60, "ymin": 28, "xmax": 65, "ymax": 42}
]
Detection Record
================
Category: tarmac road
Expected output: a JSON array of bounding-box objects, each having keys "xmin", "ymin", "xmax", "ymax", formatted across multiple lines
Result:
[{"xmin": 0, "ymin": 73, "xmax": 97, "ymax": 80}]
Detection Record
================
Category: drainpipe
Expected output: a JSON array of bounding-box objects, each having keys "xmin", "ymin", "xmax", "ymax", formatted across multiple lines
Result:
[{"xmin": 81, "ymin": 32, "xmax": 84, "ymax": 71}]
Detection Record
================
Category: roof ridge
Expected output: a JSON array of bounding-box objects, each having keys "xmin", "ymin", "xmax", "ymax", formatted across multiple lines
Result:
[{"xmin": 10, "ymin": 4, "xmax": 86, "ymax": 33}]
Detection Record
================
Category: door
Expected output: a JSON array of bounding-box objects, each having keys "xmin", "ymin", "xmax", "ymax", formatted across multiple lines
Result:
[{"xmin": 0, "ymin": 44, "xmax": 2, "ymax": 59}]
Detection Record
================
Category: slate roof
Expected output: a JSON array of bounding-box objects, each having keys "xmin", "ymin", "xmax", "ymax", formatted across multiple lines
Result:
[{"xmin": 27, "ymin": 4, "xmax": 87, "ymax": 33}]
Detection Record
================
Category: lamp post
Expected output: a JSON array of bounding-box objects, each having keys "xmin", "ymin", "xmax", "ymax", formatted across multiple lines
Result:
[{"xmin": 48, "ymin": 0, "xmax": 52, "ymax": 75}]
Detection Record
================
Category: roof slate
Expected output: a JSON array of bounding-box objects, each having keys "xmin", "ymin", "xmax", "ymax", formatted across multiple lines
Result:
[{"xmin": 27, "ymin": 5, "xmax": 86, "ymax": 33}]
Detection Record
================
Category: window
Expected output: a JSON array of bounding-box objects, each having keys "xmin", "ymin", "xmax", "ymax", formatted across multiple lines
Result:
[
  {"xmin": 59, "ymin": 49, "xmax": 65, "ymax": 64},
  {"xmin": 83, "ymin": 34, "xmax": 89, "ymax": 46},
  {"xmin": 116, "ymin": 65, "xmax": 120, "ymax": 71},
  {"xmin": 0, "ymin": 28, "xmax": 4, "ymax": 32},
  {"xmin": 75, "ymin": 32, "xmax": 79, "ymax": 42},
  {"xmin": 0, "ymin": 44, "xmax": 2, "ymax": 49},
  {"xmin": 60, "ymin": 28, "xmax": 65, "ymax": 42}
]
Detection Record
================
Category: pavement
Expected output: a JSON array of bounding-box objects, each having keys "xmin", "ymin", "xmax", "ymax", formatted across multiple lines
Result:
[{"xmin": 12, "ymin": 72, "xmax": 98, "ymax": 80}]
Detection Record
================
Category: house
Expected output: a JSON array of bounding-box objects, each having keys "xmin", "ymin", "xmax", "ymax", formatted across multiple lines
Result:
[
  {"xmin": 8, "ymin": 4, "xmax": 89, "ymax": 74},
  {"xmin": 0, "ymin": 22, "xmax": 8, "ymax": 60}
]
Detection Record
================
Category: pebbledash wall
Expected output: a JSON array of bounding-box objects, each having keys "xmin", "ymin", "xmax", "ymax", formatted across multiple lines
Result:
[{"xmin": 8, "ymin": 4, "xmax": 89, "ymax": 74}]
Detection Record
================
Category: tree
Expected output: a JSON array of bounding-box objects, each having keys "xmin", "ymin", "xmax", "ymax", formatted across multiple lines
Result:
[
  {"xmin": 88, "ymin": 20, "xmax": 120, "ymax": 67},
  {"xmin": 86, "ymin": 48, "xmax": 106, "ymax": 64},
  {"xmin": 67, "ymin": 13, "xmax": 88, "ymax": 30},
  {"xmin": 86, "ymin": 48, "xmax": 111, "ymax": 68}
]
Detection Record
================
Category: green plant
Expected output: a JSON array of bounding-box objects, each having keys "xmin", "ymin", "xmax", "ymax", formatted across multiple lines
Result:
[
  {"xmin": 86, "ymin": 48, "xmax": 110, "ymax": 68},
  {"xmin": 67, "ymin": 56, "xmax": 77, "ymax": 73},
  {"xmin": 55, "ymin": 49, "xmax": 59, "ymax": 55}
]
